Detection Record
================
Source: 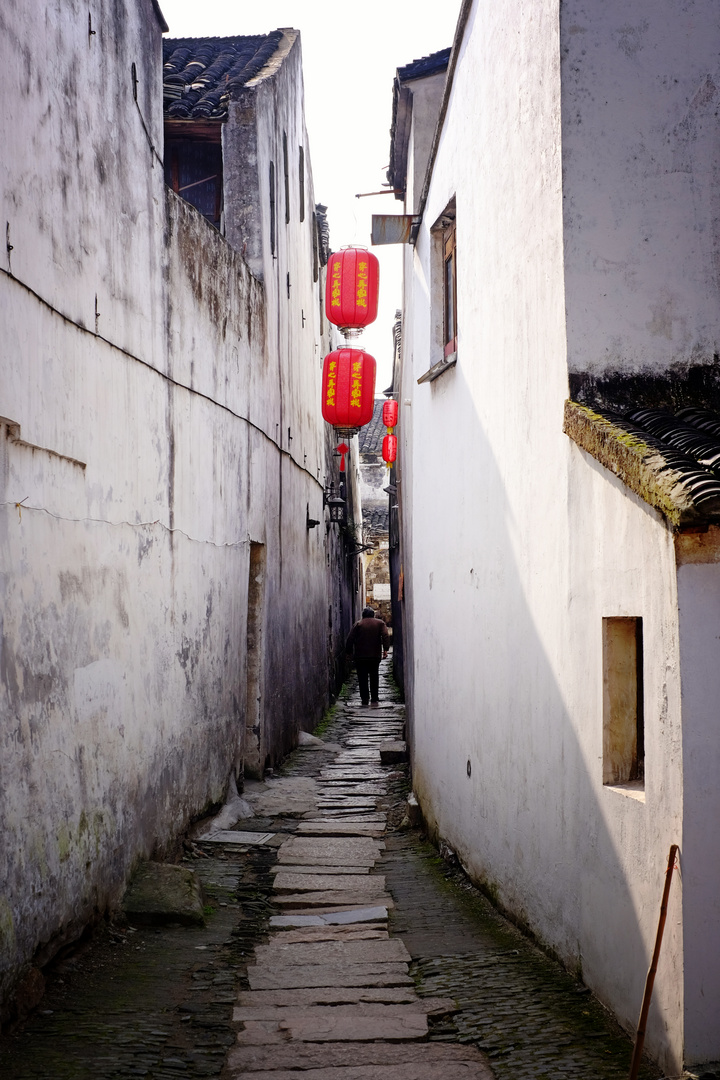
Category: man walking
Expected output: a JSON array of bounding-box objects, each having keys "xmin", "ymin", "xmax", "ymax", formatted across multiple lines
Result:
[{"xmin": 346, "ymin": 607, "xmax": 390, "ymax": 707}]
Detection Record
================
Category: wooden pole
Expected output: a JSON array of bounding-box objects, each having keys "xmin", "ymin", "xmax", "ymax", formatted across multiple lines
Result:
[{"xmin": 628, "ymin": 844, "xmax": 679, "ymax": 1080}]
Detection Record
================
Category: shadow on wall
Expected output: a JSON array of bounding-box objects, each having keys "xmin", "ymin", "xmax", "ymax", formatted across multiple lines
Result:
[{"xmin": 408, "ymin": 361, "xmax": 681, "ymax": 1074}]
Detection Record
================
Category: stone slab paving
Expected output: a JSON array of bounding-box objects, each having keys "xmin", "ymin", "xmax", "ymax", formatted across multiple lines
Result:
[
  {"xmin": 253, "ymin": 939, "xmax": 411, "ymax": 965},
  {"xmin": 231, "ymin": 662, "xmax": 664, "ymax": 1080},
  {"xmin": 2, "ymin": 663, "xmax": 663, "ymax": 1079},
  {"xmin": 270, "ymin": 863, "xmax": 372, "ymax": 876},
  {"xmin": 234, "ymin": 1004, "xmax": 430, "ymax": 1043},
  {"xmin": 296, "ymin": 821, "xmax": 386, "ymax": 836},
  {"xmin": 227, "ymin": 674, "xmax": 472, "ymax": 1078},
  {"xmin": 277, "ymin": 837, "xmax": 384, "ymax": 863},
  {"xmin": 246, "ymin": 963, "xmax": 414, "ymax": 991},
  {"xmin": 233, "ymin": 1066, "xmax": 491, "ymax": 1080},
  {"xmin": 272, "ymin": 872, "xmax": 387, "ymax": 894},
  {"xmin": 272, "ymin": 890, "xmax": 394, "ymax": 909},
  {"xmin": 226, "ymin": 1041, "xmax": 493, "ymax": 1077},
  {"xmin": 267, "ymin": 927, "xmax": 389, "ymax": 943}
]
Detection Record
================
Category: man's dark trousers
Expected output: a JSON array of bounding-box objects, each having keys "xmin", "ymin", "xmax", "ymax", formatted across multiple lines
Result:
[{"xmin": 356, "ymin": 657, "xmax": 381, "ymax": 706}]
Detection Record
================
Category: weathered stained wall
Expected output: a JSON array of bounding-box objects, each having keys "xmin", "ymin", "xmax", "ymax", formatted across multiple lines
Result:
[
  {"xmin": 393, "ymin": 0, "xmax": 717, "ymax": 1070},
  {"xmin": 561, "ymin": 0, "xmax": 720, "ymax": 391},
  {"xmin": 0, "ymin": 2, "xmax": 346, "ymax": 1011},
  {"xmin": 221, "ymin": 31, "xmax": 356, "ymax": 772}
]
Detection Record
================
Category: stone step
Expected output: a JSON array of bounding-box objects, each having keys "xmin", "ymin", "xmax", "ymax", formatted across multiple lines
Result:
[
  {"xmin": 273, "ymin": 873, "xmax": 385, "ymax": 895},
  {"xmin": 236, "ymin": 988, "xmax": 456, "ymax": 1013},
  {"xmin": 270, "ymin": 864, "xmax": 371, "ymax": 876},
  {"xmin": 379, "ymin": 741, "xmax": 408, "ymax": 765},
  {"xmin": 236, "ymin": 986, "xmax": 419, "ymax": 1008},
  {"xmin": 272, "ymin": 890, "xmax": 393, "ymax": 909},
  {"xmin": 254, "ymin": 939, "xmax": 410, "ymax": 967},
  {"xmin": 246, "ymin": 963, "xmax": 412, "ymax": 991},
  {"xmin": 268, "ymin": 905, "xmax": 388, "ymax": 928},
  {"xmin": 296, "ymin": 822, "xmax": 386, "ymax": 838},
  {"xmin": 277, "ymin": 837, "xmax": 384, "ymax": 864},
  {"xmin": 268, "ymin": 926, "xmax": 389, "ymax": 944},
  {"xmin": 235, "ymin": 1006, "xmax": 428, "ymax": 1045},
  {"xmin": 226, "ymin": 1041, "xmax": 495, "ymax": 1077}
]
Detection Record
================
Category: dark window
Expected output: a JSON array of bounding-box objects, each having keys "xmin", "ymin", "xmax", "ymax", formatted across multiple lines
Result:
[
  {"xmin": 283, "ymin": 131, "xmax": 290, "ymax": 225},
  {"xmin": 312, "ymin": 211, "xmax": 319, "ymax": 283},
  {"xmin": 602, "ymin": 617, "xmax": 645, "ymax": 786},
  {"xmin": 299, "ymin": 145, "xmax": 305, "ymax": 222},
  {"xmin": 269, "ymin": 160, "xmax": 276, "ymax": 256},
  {"xmin": 165, "ymin": 136, "xmax": 223, "ymax": 229},
  {"xmin": 443, "ymin": 220, "xmax": 457, "ymax": 357}
]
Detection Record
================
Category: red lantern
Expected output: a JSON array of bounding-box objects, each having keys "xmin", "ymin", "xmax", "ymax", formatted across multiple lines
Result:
[
  {"xmin": 325, "ymin": 248, "xmax": 380, "ymax": 331},
  {"xmin": 382, "ymin": 399, "xmax": 398, "ymax": 429},
  {"xmin": 322, "ymin": 348, "xmax": 376, "ymax": 430},
  {"xmin": 382, "ymin": 434, "xmax": 397, "ymax": 464}
]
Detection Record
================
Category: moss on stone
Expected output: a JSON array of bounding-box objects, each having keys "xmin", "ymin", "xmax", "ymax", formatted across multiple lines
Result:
[{"xmin": 563, "ymin": 399, "xmax": 701, "ymax": 528}]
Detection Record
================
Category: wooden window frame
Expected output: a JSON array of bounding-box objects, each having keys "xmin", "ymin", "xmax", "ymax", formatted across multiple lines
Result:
[
  {"xmin": 283, "ymin": 131, "xmax": 290, "ymax": 225},
  {"xmin": 269, "ymin": 161, "xmax": 276, "ymax": 256},
  {"xmin": 299, "ymin": 145, "xmax": 305, "ymax": 223},
  {"xmin": 443, "ymin": 220, "xmax": 457, "ymax": 358}
]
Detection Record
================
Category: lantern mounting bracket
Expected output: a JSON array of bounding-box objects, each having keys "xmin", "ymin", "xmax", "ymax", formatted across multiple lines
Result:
[
  {"xmin": 346, "ymin": 544, "xmax": 373, "ymax": 557},
  {"xmin": 306, "ymin": 504, "xmax": 321, "ymax": 530}
]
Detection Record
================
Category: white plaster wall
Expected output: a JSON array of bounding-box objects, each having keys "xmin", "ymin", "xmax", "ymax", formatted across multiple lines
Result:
[
  {"xmin": 561, "ymin": 0, "xmax": 720, "ymax": 376},
  {"xmin": 0, "ymin": 6, "xmax": 338, "ymax": 1002},
  {"xmin": 0, "ymin": 0, "xmax": 166, "ymax": 371},
  {"xmin": 406, "ymin": 72, "xmax": 447, "ymax": 215},
  {"xmin": 401, "ymin": 0, "xmax": 687, "ymax": 1068},
  {"xmin": 675, "ymin": 549, "xmax": 720, "ymax": 1063}
]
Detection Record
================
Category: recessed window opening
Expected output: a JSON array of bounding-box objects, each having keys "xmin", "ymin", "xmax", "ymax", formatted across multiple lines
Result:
[
  {"xmin": 283, "ymin": 131, "xmax": 290, "ymax": 225},
  {"xmin": 602, "ymin": 616, "xmax": 644, "ymax": 787},
  {"xmin": 165, "ymin": 134, "xmax": 223, "ymax": 229},
  {"xmin": 312, "ymin": 211, "xmax": 319, "ymax": 283},
  {"xmin": 299, "ymin": 145, "xmax": 305, "ymax": 222},
  {"xmin": 269, "ymin": 160, "xmax": 276, "ymax": 256}
]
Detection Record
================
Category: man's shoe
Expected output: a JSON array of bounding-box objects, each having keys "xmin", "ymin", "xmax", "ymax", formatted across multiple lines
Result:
[
  {"xmin": 360, "ymin": 701, "xmax": 370, "ymax": 708},
  {"xmin": 370, "ymin": 701, "xmax": 380, "ymax": 708}
]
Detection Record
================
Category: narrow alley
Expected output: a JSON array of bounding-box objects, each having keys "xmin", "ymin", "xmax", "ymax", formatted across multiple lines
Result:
[{"xmin": 1, "ymin": 665, "xmax": 661, "ymax": 1080}]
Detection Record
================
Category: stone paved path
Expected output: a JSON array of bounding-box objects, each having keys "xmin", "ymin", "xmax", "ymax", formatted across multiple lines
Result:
[
  {"xmin": 223, "ymin": 671, "xmax": 492, "ymax": 1080},
  {"xmin": 1, "ymin": 660, "xmax": 663, "ymax": 1079},
  {"xmin": 223, "ymin": 664, "xmax": 661, "ymax": 1080}
]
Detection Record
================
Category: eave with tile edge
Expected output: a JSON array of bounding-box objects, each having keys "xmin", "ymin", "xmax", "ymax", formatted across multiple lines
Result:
[{"xmin": 563, "ymin": 399, "xmax": 720, "ymax": 531}]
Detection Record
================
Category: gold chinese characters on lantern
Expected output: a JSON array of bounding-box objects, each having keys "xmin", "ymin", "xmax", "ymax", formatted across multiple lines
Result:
[
  {"xmin": 382, "ymin": 398, "xmax": 398, "ymax": 467},
  {"xmin": 325, "ymin": 248, "xmax": 379, "ymax": 332},
  {"xmin": 322, "ymin": 348, "xmax": 376, "ymax": 431}
]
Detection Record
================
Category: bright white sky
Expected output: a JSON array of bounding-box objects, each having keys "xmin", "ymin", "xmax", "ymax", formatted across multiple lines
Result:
[{"xmin": 159, "ymin": 0, "xmax": 461, "ymax": 387}]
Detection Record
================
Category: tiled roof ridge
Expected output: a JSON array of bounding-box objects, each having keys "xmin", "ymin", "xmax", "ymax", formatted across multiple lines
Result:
[
  {"xmin": 397, "ymin": 47, "xmax": 451, "ymax": 82},
  {"xmin": 164, "ymin": 31, "xmax": 281, "ymax": 44},
  {"xmin": 564, "ymin": 400, "xmax": 720, "ymax": 527}
]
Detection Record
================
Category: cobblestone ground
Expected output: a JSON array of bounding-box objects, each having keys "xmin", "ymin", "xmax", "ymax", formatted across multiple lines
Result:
[{"xmin": 1, "ymin": 661, "xmax": 665, "ymax": 1079}]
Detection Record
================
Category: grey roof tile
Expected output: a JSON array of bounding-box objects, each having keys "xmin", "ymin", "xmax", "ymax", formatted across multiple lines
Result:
[
  {"xmin": 163, "ymin": 32, "xmax": 284, "ymax": 119},
  {"xmin": 359, "ymin": 400, "xmax": 387, "ymax": 455},
  {"xmin": 363, "ymin": 505, "xmax": 389, "ymax": 533},
  {"xmin": 564, "ymin": 401, "xmax": 720, "ymax": 525},
  {"xmin": 397, "ymin": 47, "xmax": 451, "ymax": 82}
]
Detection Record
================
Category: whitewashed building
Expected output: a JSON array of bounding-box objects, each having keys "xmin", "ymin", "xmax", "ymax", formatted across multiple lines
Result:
[
  {"xmin": 0, "ymin": 0, "xmax": 359, "ymax": 1017},
  {"xmin": 358, "ymin": 400, "xmax": 392, "ymax": 623},
  {"xmin": 386, "ymin": 0, "xmax": 720, "ymax": 1070}
]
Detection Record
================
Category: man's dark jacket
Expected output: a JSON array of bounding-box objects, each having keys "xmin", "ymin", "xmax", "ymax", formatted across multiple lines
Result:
[{"xmin": 346, "ymin": 617, "xmax": 390, "ymax": 659}]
